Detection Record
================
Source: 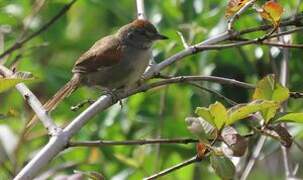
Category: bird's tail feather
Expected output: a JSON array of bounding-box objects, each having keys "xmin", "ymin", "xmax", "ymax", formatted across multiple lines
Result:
[{"xmin": 26, "ymin": 74, "xmax": 81, "ymax": 129}]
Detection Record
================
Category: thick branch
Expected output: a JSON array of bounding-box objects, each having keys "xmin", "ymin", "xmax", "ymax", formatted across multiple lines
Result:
[
  {"xmin": 0, "ymin": 65, "xmax": 60, "ymax": 136},
  {"xmin": 136, "ymin": 0, "xmax": 146, "ymax": 19}
]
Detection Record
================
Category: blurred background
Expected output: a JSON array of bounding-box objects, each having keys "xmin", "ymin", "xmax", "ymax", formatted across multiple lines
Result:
[{"xmin": 0, "ymin": 0, "xmax": 303, "ymax": 179}]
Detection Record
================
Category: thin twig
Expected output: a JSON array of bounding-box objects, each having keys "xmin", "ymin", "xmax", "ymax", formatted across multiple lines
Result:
[
  {"xmin": 18, "ymin": 0, "xmax": 47, "ymax": 40},
  {"xmin": 279, "ymin": 26, "xmax": 294, "ymax": 178},
  {"xmin": 68, "ymin": 138, "xmax": 199, "ymax": 147},
  {"xmin": 177, "ymin": 31, "xmax": 190, "ymax": 48},
  {"xmin": 144, "ymin": 156, "xmax": 200, "ymax": 180},
  {"xmin": 240, "ymin": 136, "xmax": 267, "ymax": 180},
  {"xmin": 239, "ymin": 14, "xmax": 303, "ymax": 35},
  {"xmin": 290, "ymin": 91, "xmax": 303, "ymax": 99},
  {"xmin": 0, "ymin": 0, "xmax": 77, "ymax": 59},
  {"xmin": 154, "ymin": 89, "xmax": 168, "ymax": 172},
  {"xmin": 145, "ymin": 75, "xmax": 255, "ymax": 90},
  {"xmin": 187, "ymin": 82, "xmax": 237, "ymax": 105}
]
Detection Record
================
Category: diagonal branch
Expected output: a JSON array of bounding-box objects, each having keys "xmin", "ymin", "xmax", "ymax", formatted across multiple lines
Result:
[
  {"xmin": 0, "ymin": 65, "xmax": 60, "ymax": 136},
  {"xmin": 240, "ymin": 136, "xmax": 267, "ymax": 180},
  {"xmin": 144, "ymin": 156, "xmax": 201, "ymax": 180}
]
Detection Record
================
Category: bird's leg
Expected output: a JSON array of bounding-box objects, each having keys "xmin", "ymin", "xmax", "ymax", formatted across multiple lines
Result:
[
  {"xmin": 70, "ymin": 98, "xmax": 95, "ymax": 111},
  {"xmin": 135, "ymin": 77, "xmax": 145, "ymax": 87},
  {"xmin": 103, "ymin": 88, "xmax": 123, "ymax": 108}
]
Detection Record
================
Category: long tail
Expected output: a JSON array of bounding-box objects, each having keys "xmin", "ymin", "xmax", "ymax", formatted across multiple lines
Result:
[{"xmin": 26, "ymin": 73, "xmax": 81, "ymax": 129}]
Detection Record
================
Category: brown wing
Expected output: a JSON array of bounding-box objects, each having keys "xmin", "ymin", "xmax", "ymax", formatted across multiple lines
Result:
[{"xmin": 73, "ymin": 35, "xmax": 122, "ymax": 73}]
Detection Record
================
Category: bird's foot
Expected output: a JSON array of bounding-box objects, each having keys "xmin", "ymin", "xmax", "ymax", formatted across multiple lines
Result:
[
  {"xmin": 71, "ymin": 98, "xmax": 95, "ymax": 111},
  {"xmin": 103, "ymin": 89, "xmax": 123, "ymax": 108},
  {"xmin": 135, "ymin": 78, "xmax": 145, "ymax": 87}
]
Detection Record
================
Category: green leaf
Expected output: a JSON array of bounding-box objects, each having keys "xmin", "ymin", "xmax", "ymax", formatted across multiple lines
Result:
[
  {"xmin": 0, "ymin": 75, "xmax": 35, "ymax": 93},
  {"xmin": 210, "ymin": 152, "xmax": 235, "ymax": 179},
  {"xmin": 227, "ymin": 100, "xmax": 278, "ymax": 125},
  {"xmin": 252, "ymin": 75, "xmax": 289, "ymax": 123},
  {"xmin": 210, "ymin": 102, "xmax": 228, "ymax": 129},
  {"xmin": 195, "ymin": 107, "xmax": 214, "ymax": 127},
  {"xmin": 274, "ymin": 113, "xmax": 303, "ymax": 123},
  {"xmin": 195, "ymin": 102, "xmax": 227, "ymax": 129},
  {"xmin": 253, "ymin": 74, "xmax": 289, "ymax": 102}
]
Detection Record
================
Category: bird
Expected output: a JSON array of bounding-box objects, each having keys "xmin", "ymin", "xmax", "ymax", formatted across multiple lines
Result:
[{"xmin": 29, "ymin": 19, "xmax": 167, "ymax": 126}]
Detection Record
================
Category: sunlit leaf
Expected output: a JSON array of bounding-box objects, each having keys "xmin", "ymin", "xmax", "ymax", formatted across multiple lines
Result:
[
  {"xmin": 227, "ymin": 100, "xmax": 278, "ymax": 125},
  {"xmin": 259, "ymin": 1, "xmax": 284, "ymax": 26},
  {"xmin": 195, "ymin": 102, "xmax": 228, "ymax": 129},
  {"xmin": 209, "ymin": 102, "xmax": 228, "ymax": 129},
  {"xmin": 195, "ymin": 107, "xmax": 214, "ymax": 127},
  {"xmin": 225, "ymin": 0, "xmax": 250, "ymax": 18},
  {"xmin": 0, "ymin": 73, "xmax": 35, "ymax": 93},
  {"xmin": 274, "ymin": 113, "xmax": 303, "ymax": 123},
  {"xmin": 252, "ymin": 75, "xmax": 289, "ymax": 123},
  {"xmin": 253, "ymin": 75, "xmax": 289, "ymax": 102}
]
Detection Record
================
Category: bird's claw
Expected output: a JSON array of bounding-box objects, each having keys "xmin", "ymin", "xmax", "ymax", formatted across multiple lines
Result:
[{"xmin": 104, "ymin": 90, "xmax": 123, "ymax": 109}]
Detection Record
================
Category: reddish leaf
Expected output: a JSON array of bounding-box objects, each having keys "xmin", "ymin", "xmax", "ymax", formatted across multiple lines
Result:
[{"xmin": 259, "ymin": 1, "xmax": 284, "ymax": 26}]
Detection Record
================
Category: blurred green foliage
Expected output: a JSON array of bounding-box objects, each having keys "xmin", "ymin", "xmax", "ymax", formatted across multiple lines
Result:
[{"xmin": 0, "ymin": 0, "xmax": 303, "ymax": 179}]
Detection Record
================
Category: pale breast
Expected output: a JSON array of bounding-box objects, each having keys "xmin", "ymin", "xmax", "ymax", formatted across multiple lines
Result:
[{"xmin": 83, "ymin": 46, "xmax": 151, "ymax": 90}]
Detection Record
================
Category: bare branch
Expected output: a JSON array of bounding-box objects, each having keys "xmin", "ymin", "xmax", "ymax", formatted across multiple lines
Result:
[
  {"xmin": 188, "ymin": 82, "xmax": 237, "ymax": 105},
  {"xmin": 68, "ymin": 138, "xmax": 199, "ymax": 147},
  {"xmin": 0, "ymin": 65, "xmax": 60, "ymax": 136},
  {"xmin": 177, "ymin": 31, "xmax": 190, "ymax": 48},
  {"xmin": 290, "ymin": 91, "xmax": 303, "ymax": 99},
  {"xmin": 240, "ymin": 136, "xmax": 267, "ymax": 180},
  {"xmin": 279, "ymin": 26, "xmax": 294, "ymax": 178},
  {"xmin": 144, "ymin": 156, "xmax": 200, "ymax": 180},
  {"xmin": 136, "ymin": 0, "xmax": 146, "ymax": 20},
  {"xmin": 151, "ymin": 75, "xmax": 255, "ymax": 89}
]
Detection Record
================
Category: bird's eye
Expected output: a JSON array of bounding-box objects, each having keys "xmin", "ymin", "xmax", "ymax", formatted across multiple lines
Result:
[
  {"xmin": 137, "ymin": 29, "xmax": 146, "ymax": 35},
  {"xmin": 127, "ymin": 32, "xmax": 134, "ymax": 39}
]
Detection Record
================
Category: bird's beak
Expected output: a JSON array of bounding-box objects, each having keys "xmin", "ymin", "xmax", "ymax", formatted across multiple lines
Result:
[{"xmin": 155, "ymin": 33, "xmax": 168, "ymax": 40}]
